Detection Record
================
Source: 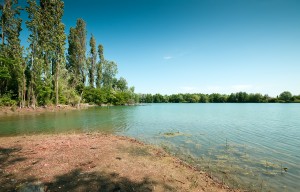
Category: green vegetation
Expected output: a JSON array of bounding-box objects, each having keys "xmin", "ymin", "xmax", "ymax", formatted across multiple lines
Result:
[
  {"xmin": 0, "ymin": 0, "xmax": 137, "ymax": 107},
  {"xmin": 139, "ymin": 91, "xmax": 300, "ymax": 103},
  {"xmin": 279, "ymin": 91, "xmax": 293, "ymax": 102}
]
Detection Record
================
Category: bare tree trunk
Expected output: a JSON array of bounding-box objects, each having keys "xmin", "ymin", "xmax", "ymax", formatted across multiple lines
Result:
[
  {"xmin": 55, "ymin": 56, "xmax": 59, "ymax": 106},
  {"xmin": 18, "ymin": 88, "xmax": 21, "ymax": 108},
  {"xmin": 28, "ymin": 83, "xmax": 31, "ymax": 108},
  {"xmin": 55, "ymin": 70, "xmax": 58, "ymax": 106},
  {"xmin": 29, "ymin": 47, "xmax": 34, "ymax": 108},
  {"xmin": 31, "ymin": 86, "xmax": 36, "ymax": 109},
  {"xmin": 78, "ymin": 91, "xmax": 83, "ymax": 109},
  {"xmin": 22, "ymin": 74, "xmax": 26, "ymax": 107},
  {"xmin": 1, "ymin": 19, "xmax": 4, "ymax": 46}
]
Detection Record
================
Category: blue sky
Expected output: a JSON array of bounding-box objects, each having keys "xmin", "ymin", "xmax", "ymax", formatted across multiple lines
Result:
[{"xmin": 19, "ymin": 0, "xmax": 300, "ymax": 96}]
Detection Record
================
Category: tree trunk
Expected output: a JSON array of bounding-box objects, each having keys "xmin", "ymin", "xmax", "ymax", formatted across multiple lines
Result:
[
  {"xmin": 28, "ymin": 83, "xmax": 32, "ymax": 108},
  {"xmin": 55, "ymin": 70, "xmax": 58, "ymax": 106},
  {"xmin": 22, "ymin": 74, "xmax": 26, "ymax": 107},
  {"xmin": 31, "ymin": 86, "xmax": 36, "ymax": 109},
  {"xmin": 29, "ymin": 47, "xmax": 35, "ymax": 108},
  {"xmin": 55, "ymin": 57, "xmax": 59, "ymax": 106},
  {"xmin": 18, "ymin": 87, "xmax": 21, "ymax": 108},
  {"xmin": 1, "ymin": 19, "xmax": 4, "ymax": 46},
  {"xmin": 78, "ymin": 91, "xmax": 83, "ymax": 108}
]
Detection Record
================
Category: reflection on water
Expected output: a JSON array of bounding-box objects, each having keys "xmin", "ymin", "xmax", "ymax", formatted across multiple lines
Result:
[
  {"xmin": 0, "ymin": 107, "xmax": 132, "ymax": 135},
  {"xmin": 0, "ymin": 104, "xmax": 299, "ymax": 192}
]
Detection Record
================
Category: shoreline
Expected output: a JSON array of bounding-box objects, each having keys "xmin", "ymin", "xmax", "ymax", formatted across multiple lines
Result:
[
  {"xmin": 0, "ymin": 103, "xmax": 143, "ymax": 117},
  {"xmin": 0, "ymin": 133, "xmax": 239, "ymax": 192},
  {"xmin": 0, "ymin": 104, "xmax": 96, "ymax": 117}
]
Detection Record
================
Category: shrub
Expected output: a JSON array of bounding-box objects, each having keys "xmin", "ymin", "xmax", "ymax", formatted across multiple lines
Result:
[{"xmin": 0, "ymin": 94, "xmax": 17, "ymax": 106}]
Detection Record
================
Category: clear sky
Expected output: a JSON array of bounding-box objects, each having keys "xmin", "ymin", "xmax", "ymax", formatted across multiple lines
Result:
[{"xmin": 19, "ymin": 0, "xmax": 300, "ymax": 96}]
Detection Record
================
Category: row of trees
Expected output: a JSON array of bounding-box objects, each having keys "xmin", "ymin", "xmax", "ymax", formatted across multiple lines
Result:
[
  {"xmin": 139, "ymin": 91, "xmax": 299, "ymax": 103},
  {"xmin": 0, "ymin": 0, "xmax": 136, "ymax": 107}
]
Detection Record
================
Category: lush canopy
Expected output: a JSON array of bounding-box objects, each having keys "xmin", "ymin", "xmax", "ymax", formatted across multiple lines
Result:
[{"xmin": 0, "ymin": 0, "xmax": 137, "ymax": 107}]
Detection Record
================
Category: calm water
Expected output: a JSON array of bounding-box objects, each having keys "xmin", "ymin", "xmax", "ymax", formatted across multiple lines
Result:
[{"xmin": 0, "ymin": 104, "xmax": 299, "ymax": 191}]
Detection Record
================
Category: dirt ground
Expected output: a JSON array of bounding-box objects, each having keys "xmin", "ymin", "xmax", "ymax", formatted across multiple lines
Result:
[
  {"xmin": 0, "ymin": 104, "xmax": 94, "ymax": 117},
  {"xmin": 0, "ymin": 133, "xmax": 240, "ymax": 192}
]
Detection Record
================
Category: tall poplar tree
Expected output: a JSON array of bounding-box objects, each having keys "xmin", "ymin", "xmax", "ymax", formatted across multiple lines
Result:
[
  {"xmin": 26, "ymin": 0, "xmax": 66, "ymax": 106},
  {"xmin": 66, "ymin": 18, "xmax": 86, "ymax": 106},
  {"xmin": 96, "ymin": 44, "xmax": 104, "ymax": 88},
  {"xmin": 67, "ymin": 19, "xmax": 87, "ymax": 86},
  {"xmin": 0, "ymin": 0, "xmax": 24, "ymax": 107},
  {"xmin": 88, "ymin": 34, "xmax": 96, "ymax": 87},
  {"xmin": 38, "ymin": 0, "xmax": 54, "ymax": 104},
  {"xmin": 50, "ymin": 0, "xmax": 66, "ymax": 106},
  {"xmin": 1, "ymin": 1, "xmax": 135, "ymax": 107},
  {"xmin": 66, "ymin": 27, "xmax": 78, "ymax": 83},
  {"xmin": 76, "ymin": 18, "xmax": 86, "ymax": 84},
  {"xmin": 26, "ymin": 0, "xmax": 42, "ymax": 107}
]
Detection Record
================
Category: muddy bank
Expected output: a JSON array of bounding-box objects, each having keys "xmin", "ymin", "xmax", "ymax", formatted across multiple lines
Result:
[
  {"xmin": 0, "ymin": 104, "xmax": 96, "ymax": 117},
  {"xmin": 0, "ymin": 133, "xmax": 239, "ymax": 192}
]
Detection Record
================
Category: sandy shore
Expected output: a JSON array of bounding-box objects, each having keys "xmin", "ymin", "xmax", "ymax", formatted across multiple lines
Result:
[{"xmin": 0, "ymin": 133, "xmax": 239, "ymax": 192}]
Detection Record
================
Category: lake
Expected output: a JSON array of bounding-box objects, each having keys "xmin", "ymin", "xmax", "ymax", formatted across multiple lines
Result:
[{"xmin": 0, "ymin": 104, "xmax": 299, "ymax": 191}]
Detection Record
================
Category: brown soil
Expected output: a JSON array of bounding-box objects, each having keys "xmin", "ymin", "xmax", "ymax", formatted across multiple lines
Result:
[
  {"xmin": 0, "ymin": 104, "xmax": 94, "ymax": 117},
  {"xmin": 0, "ymin": 133, "xmax": 239, "ymax": 192}
]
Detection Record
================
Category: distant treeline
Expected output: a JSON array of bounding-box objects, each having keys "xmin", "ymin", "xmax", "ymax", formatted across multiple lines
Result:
[{"xmin": 139, "ymin": 91, "xmax": 300, "ymax": 103}]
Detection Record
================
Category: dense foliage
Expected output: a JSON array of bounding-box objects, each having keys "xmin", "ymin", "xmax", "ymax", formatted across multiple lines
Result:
[
  {"xmin": 139, "ymin": 91, "xmax": 300, "ymax": 103},
  {"xmin": 0, "ymin": 0, "xmax": 137, "ymax": 107}
]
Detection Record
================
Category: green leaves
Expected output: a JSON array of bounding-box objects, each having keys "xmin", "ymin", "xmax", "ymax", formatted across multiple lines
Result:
[
  {"xmin": 279, "ymin": 91, "xmax": 292, "ymax": 102},
  {"xmin": 0, "ymin": 0, "xmax": 24, "ymax": 105},
  {"xmin": 96, "ymin": 44, "xmax": 104, "ymax": 88},
  {"xmin": 102, "ymin": 60, "xmax": 118, "ymax": 89},
  {"xmin": 25, "ymin": 0, "xmax": 66, "ymax": 106},
  {"xmin": 0, "ymin": 57, "xmax": 13, "ymax": 92},
  {"xmin": 113, "ymin": 77, "xmax": 128, "ymax": 92},
  {"xmin": 82, "ymin": 87, "xmax": 136, "ymax": 106},
  {"xmin": 139, "ymin": 92, "xmax": 299, "ymax": 104},
  {"xmin": 67, "ymin": 19, "xmax": 87, "ymax": 85},
  {"xmin": 88, "ymin": 34, "xmax": 97, "ymax": 87},
  {"xmin": 1, "ymin": 1, "xmax": 133, "ymax": 107}
]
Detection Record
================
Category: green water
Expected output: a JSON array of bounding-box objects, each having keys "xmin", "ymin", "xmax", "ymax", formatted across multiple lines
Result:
[{"xmin": 0, "ymin": 104, "xmax": 299, "ymax": 191}]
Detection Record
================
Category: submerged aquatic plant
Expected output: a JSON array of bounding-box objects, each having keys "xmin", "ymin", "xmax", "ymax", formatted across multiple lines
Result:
[
  {"xmin": 161, "ymin": 131, "xmax": 190, "ymax": 138},
  {"xmin": 155, "ymin": 130, "xmax": 290, "ymax": 192}
]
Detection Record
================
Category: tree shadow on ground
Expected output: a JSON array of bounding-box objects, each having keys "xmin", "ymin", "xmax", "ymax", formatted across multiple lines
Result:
[
  {"xmin": 0, "ymin": 146, "xmax": 37, "ymax": 192},
  {"xmin": 0, "ymin": 146, "xmax": 23, "ymax": 164},
  {"xmin": 45, "ymin": 168, "xmax": 174, "ymax": 192},
  {"xmin": 1, "ymin": 147, "xmax": 174, "ymax": 192}
]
